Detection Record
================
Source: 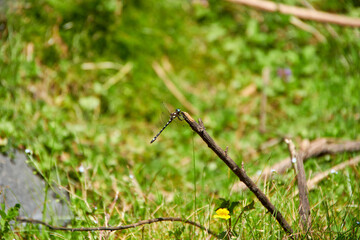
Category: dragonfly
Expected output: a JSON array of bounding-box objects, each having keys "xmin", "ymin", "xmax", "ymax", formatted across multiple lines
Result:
[{"xmin": 150, "ymin": 108, "xmax": 183, "ymax": 144}]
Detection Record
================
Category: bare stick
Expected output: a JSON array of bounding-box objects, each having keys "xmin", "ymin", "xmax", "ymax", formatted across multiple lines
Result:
[
  {"xmin": 227, "ymin": 0, "xmax": 360, "ymax": 27},
  {"xmin": 284, "ymin": 138, "xmax": 311, "ymax": 231},
  {"xmin": 237, "ymin": 139, "xmax": 360, "ymax": 191},
  {"xmin": 16, "ymin": 216, "xmax": 219, "ymax": 238},
  {"xmin": 181, "ymin": 111, "xmax": 293, "ymax": 234}
]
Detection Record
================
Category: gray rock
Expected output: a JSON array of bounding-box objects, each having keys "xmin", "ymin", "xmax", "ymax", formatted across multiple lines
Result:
[{"xmin": 0, "ymin": 150, "xmax": 72, "ymax": 225}]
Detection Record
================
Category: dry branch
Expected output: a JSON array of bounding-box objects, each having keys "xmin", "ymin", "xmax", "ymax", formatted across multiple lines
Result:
[
  {"xmin": 181, "ymin": 111, "xmax": 293, "ymax": 234},
  {"xmin": 16, "ymin": 216, "xmax": 219, "ymax": 238},
  {"xmin": 236, "ymin": 139, "xmax": 360, "ymax": 191},
  {"xmin": 305, "ymin": 155, "xmax": 360, "ymax": 192},
  {"xmin": 227, "ymin": 0, "xmax": 360, "ymax": 27}
]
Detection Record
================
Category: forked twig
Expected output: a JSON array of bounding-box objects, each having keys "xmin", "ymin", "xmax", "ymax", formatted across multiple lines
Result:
[
  {"xmin": 16, "ymin": 216, "xmax": 219, "ymax": 238},
  {"xmin": 181, "ymin": 111, "xmax": 293, "ymax": 235}
]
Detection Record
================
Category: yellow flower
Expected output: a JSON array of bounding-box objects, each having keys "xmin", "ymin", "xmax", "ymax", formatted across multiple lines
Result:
[{"xmin": 213, "ymin": 208, "xmax": 230, "ymax": 220}]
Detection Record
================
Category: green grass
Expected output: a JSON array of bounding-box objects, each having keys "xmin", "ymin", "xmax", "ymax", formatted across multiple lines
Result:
[{"xmin": 1, "ymin": 0, "xmax": 360, "ymax": 239}]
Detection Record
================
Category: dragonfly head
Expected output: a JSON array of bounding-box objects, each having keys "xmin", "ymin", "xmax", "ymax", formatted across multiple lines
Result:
[{"xmin": 176, "ymin": 108, "xmax": 181, "ymax": 113}]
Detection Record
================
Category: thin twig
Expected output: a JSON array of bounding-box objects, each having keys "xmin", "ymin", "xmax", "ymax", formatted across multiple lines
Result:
[
  {"xmin": 16, "ymin": 217, "xmax": 219, "ymax": 238},
  {"xmin": 285, "ymin": 138, "xmax": 298, "ymax": 174},
  {"xmin": 181, "ymin": 111, "xmax": 293, "ymax": 235},
  {"xmin": 284, "ymin": 138, "xmax": 311, "ymax": 231},
  {"xmin": 227, "ymin": 0, "xmax": 360, "ymax": 27}
]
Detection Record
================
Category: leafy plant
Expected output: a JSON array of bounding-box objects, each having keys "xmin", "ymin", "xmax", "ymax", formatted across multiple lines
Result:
[{"xmin": 0, "ymin": 203, "xmax": 20, "ymax": 239}]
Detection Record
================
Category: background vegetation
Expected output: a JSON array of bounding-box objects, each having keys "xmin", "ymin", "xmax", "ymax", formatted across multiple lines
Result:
[{"xmin": 0, "ymin": 0, "xmax": 359, "ymax": 238}]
